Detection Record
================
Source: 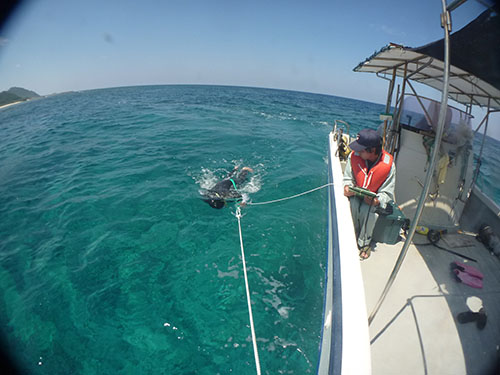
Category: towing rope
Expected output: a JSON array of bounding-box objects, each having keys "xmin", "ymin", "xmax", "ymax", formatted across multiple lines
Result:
[
  {"xmin": 233, "ymin": 182, "xmax": 335, "ymax": 373},
  {"xmin": 235, "ymin": 207, "xmax": 261, "ymax": 375},
  {"xmin": 247, "ymin": 183, "xmax": 334, "ymax": 206}
]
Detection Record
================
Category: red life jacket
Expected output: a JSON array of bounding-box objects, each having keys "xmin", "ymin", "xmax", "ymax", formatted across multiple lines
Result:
[{"xmin": 351, "ymin": 150, "xmax": 393, "ymax": 193}]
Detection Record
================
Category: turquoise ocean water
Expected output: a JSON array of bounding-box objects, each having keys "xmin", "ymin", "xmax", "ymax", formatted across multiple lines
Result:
[{"xmin": 0, "ymin": 85, "xmax": 498, "ymax": 374}]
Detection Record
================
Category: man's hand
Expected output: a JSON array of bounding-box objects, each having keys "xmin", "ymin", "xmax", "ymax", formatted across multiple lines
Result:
[
  {"xmin": 242, "ymin": 166, "xmax": 253, "ymax": 173},
  {"xmin": 364, "ymin": 196, "xmax": 380, "ymax": 206},
  {"xmin": 344, "ymin": 185, "xmax": 355, "ymax": 197}
]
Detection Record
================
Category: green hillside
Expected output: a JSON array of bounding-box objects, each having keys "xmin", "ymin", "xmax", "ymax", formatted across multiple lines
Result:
[
  {"xmin": 0, "ymin": 87, "xmax": 40, "ymax": 106},
  {"xmin": 8, "ymin": 87, "xmax": 40, "ymax": 99},
  {"xmin": 0, "ymin": 92, "xmax": 23, "ymax": 106}
]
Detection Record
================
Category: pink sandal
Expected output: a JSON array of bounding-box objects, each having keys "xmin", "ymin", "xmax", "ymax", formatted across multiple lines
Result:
[
  {"xmin": 451, "ymin": 261, "xmax": 483, "ymax": 280},
  {"xmin": 453, "ymin": 269, "xmax": 483, "ymax": 289}
]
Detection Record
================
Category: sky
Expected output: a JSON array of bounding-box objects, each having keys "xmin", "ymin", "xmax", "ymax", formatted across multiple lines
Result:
[{"xmin": 0, "ymin": 0, "xmax": 498, "ymax": 138}]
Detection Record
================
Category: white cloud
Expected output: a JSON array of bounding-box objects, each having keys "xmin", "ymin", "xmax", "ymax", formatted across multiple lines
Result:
[{"xmin": 369, "ymin": 24, "xmax": 407, "ymax": 40}]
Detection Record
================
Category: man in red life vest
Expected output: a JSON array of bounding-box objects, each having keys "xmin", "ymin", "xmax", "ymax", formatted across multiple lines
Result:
[{"xmin": 343, "ymin": 129, "xmax": 396, "ymax": 259}]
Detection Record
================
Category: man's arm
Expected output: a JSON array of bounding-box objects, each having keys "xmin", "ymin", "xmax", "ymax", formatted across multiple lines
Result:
[
  {"xmin": 343, "ymin": 154, "xmax": 356, "ymax": 197},
  {"xmin": 226, "ymin": 166, "xmax": 239, "ymax": 179},
  {"xmin": 375, "ymin": 163, "xmax": 396, "ymax": 209},
  {"xmin": 231, "ymin": 166, "xmax": 253, "ymax": 185}
]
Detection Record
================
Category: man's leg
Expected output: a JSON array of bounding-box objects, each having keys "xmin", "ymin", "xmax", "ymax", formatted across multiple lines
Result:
[
  {"xmin": 357, "ymin": 203, "xmax": 378, "ymax": 248},
  {"xmin": 349, "ymin": 196, "xmax": 362, "ymax": 239}
]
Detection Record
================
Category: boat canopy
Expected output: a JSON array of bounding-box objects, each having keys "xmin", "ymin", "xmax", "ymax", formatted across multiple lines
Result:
[{"xmin": 353, "ymin": 8, "xmax": 500, "ymax": 110}]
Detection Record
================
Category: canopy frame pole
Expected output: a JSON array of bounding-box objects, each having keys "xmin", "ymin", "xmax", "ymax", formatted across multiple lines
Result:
[
  {"xmin": 447, "ymin": 0, "xmax": 467, "ymax": 11},
  {"xmin": 467, "ymin": 96, "xmax": 474, "ymax": 115},
  {"xmin": 369, "ymin": 0, "xmax": 452, "ymax": 325},
  {"xmin": 406, "ymin": 57, "xmax": 434, "ymax": 80},
  {"xmin": 392, "ymin": 63, "xmax": 408, "ymax": 155},
  {"xmin": 373, "ymin": 56, "xmax": 484, "ymax": 106},
  {"xmin": 472, "ymin": 98, "xmax": 491, "ymax": 188},
  {"xmin": 390, "ymin": 56, "xmax": 434, "ymax": 147},
  {"xmin": 474, "ymin": 110, "xmax": 490, "ymax": 134},
  {"xmin": 384, "ymin": 68, "xmax": 397, "ymax": 113},
  {"xmin": 407, "ymin": 81, "xmax": 435, "ymax": 127},
  {"xmin": 388, "ymin": 83, "xmax": 402, "ymax": 153},
  {"xmin": 382, "ymin": 68, "xmax": 397, "ymax": 148}
]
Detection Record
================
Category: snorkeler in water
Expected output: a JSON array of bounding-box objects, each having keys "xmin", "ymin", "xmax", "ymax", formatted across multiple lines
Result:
[{"xmin": 201, "ymin": 166, "xmax": 254, "ymax": 209}]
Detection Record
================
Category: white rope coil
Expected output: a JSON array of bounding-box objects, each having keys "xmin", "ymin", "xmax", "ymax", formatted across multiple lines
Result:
[
  {"xmin": 235, "ymin": 207, "xmax": 261, "ymax": 375},
  {"xmin": 247, "ymin": 183, "xmax": 334, "ymax": 206}
]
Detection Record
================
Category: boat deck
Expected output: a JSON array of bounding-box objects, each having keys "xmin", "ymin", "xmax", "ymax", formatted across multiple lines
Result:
[{"xmin": 361, "ymin": 231, "xmax": 500, "ymax": 375}]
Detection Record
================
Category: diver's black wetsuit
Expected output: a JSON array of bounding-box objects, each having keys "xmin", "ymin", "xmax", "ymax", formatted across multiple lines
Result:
[
  {"xmin": 211, "ymin": 168, "xmax": 249, "ymax": 196},
  {"xmin": 202, "ymin": 167, "xmax": 251, "ymax": 208}
]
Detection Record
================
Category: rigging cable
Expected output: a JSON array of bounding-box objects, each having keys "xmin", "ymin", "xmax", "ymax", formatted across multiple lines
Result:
[{"xmin": 235, "ymin": 207, "xmax": 261, "ymax": 375}]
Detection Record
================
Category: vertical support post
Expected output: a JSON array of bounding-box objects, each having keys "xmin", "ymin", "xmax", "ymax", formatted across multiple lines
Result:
[
  {"xmin": 387, "ymin": 84, "xmax": 401, "ymax": 154},
  {"xmin": 390, "ymin": 64, "xmax": 408, "ymax": 155},
  {"xmin": 472, "ymin": 99, "xmax": 491, "ymax": 187},
  {"xmin": 383, "ymin": 68, "xmax": 397, "ymax": 149}
]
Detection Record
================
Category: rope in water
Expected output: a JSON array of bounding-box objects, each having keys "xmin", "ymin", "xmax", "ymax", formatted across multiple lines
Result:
[
  {"xmin": 232, "ymin": 182, "xmax": 335, "ymax": 372},
  {"xmin": 235, "ymin": 207, "xmax": 261, "ymax": 375},
  {"xmin": 247, "ymin": 183, "xmax": 334, "ymax": 206}
]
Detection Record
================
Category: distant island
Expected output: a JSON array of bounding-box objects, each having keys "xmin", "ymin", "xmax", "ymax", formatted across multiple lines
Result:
[{"xmin": 0, "ymin": 87, "xmax": 40, "ymax": 107}]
